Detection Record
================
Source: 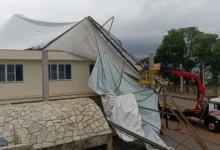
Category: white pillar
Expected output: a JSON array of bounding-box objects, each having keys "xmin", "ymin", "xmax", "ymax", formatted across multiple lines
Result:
[
  {"xmin": 180, "ymin": 64, "xmax": 183, "ymax": 93},
  {"xmin": 42, "ymin": 50, "xmax": 49, "ymax": 101}
]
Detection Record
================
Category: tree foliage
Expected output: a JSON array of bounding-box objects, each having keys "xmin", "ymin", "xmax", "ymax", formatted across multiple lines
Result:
[
  {"xmin": 191, "ymin": 33, "xmax": 219, "ymax": 66},
  {"xmin": 142, "ymin": 26, "xmax": 220, "ymax": 92},
  {"xmin": 155, "ymin": 27, "xmax": 201, "ymax": 71}
]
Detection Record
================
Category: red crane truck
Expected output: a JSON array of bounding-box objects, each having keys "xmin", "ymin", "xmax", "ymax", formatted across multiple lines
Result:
[{"xmin": 159, "ymin": 65, "xmax": 220, "ymax": 132}]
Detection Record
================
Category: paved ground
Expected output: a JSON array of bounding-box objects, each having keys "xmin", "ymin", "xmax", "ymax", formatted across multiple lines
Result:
[
  {"xmin": 160, "ymin": 128, "xmax": 220, "ymax": 150},
  {"xmin": 166, "ymin": 119, "xmax": 220, "ymax": 144},
  {"xmin": 157, "ymin": 92, "xmax": 220, "ymax": 150}
]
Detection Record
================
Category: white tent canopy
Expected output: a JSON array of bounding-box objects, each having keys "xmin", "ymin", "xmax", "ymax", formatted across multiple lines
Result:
[
  {"xmin": 0, "ymin": 14, "xmax": 138, "ymax": 78},
  {"xmin": 0, "ymin": 14, "xmax": 76, "ymax": 50}
]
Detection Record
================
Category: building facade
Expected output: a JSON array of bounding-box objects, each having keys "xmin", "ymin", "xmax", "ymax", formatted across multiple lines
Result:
[{"xmin": 0, "ymin": 50, "xmax": 95, "ymax": 101}]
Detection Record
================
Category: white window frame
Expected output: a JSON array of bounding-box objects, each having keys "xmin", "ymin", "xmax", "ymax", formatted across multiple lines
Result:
[
  {"xmin": 0, "ymin": 64, "xmax": 23, "ymax": 82},
  {"xmin": 49, "ymin": 64, "xmax": 71, "ymax": 81}
]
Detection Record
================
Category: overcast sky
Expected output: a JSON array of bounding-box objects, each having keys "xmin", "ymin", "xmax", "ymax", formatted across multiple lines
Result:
[{"xmin": 0, "ymin": 0, "xmax": 220, "ymax": 58}]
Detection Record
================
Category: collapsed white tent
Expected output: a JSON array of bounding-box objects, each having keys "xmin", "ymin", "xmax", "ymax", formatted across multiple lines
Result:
[
  {"xmin": 88, "ymin": 53, "xmax": 173, "ymax": 150},
  {"xmin": 0, "ymin": 14, "xmax": 172, "ymax": 149},
  {"xmin": 0, "ymin": 14, "xmax": 138, "ymax": 78}
]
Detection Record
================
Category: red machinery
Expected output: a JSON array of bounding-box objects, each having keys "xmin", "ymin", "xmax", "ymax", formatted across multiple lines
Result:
[
  {"xmin": 171, "ymin": 71, "xmax": 205, "ymax": 117},
  {"xmin": 160, "ymin": 65, "xmax": 205, "ymax": 118}
]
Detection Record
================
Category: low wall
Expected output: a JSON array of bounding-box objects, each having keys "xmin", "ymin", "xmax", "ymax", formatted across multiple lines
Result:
[{"xmin": 0, "ymin": 98, "xmax": 112, "ymax": 150}]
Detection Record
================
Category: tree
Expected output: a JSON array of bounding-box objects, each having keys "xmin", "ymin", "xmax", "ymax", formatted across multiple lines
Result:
[
  {"xmin": 142, "ymin": 26, "xmax": 220, "ymax": 94},
  {"xmin": 191, "ymin": 33, "xmax": 218, "ymax": 66},
  {"xmin": 191, "ymin": 33, "xmax": 219, "ymax": 89},
  {"xmin": 155, "ymin": 27, "xmax": 200, "ymax": 91},
  {"xmin": 155, "ymin": 27, "xmax": 200, "ymax": 71},
  {"xmin": 139, "ymin": 57, "xmax": 149, "ymax": 64}
]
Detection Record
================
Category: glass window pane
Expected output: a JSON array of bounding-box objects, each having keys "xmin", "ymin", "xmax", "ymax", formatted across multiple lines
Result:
[
  {"xmin": 7, "ymin": 65, "xmax": 15, "ymax": 82},
  {"xmin": 48, "ymin": 65, "xmax": 51, "ymax": 80},
  {"xmin": 51, "ymin": 64, "xmax": 57, "ymax": 80},
  {"xmin": 214, "ymin": 104, "xmax": 220, "ymax": 111},
  {"xmin": 65, "ymin": 65, "xmax": 71, "ymax": 79},
  {"xmin": 16, "ymin": 65, "xmax": 23, "ymax": 81},
  {"xmin": 0, "ymin": 65, "xmax": 5, "ymax": 82},
  {"xmin": 59, "ymin": 64, "xmax": 65, "ymax": 79}
]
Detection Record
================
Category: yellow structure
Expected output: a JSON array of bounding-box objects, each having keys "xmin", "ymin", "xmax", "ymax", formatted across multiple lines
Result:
[
  {"xmin": 139, "ymin": 63, "xmax": 161, "ymax": 85},
  {"xmin": 0, "ymin": 50, "xmax": 95, "ymax": 101}
]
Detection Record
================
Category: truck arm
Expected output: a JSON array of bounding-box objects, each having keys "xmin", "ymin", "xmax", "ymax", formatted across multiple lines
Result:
[
  {"xmin": 160, "ymin": 65, "xmax": 205, "ymax": 117},
  {"xmin": 171, "ymin": 71, "xmax": 205, "ymax": 117}
]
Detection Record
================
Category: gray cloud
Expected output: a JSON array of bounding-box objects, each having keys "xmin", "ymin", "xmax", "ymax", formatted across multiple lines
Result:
[{"xmin": 0, "ymin": 0, "xmax": 220, "ymax": 58}]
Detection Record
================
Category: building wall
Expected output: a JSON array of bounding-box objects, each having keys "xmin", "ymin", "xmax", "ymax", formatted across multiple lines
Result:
[{"xmin": 0, "ymin": 50, "xmax": 95, "ymax": 100}]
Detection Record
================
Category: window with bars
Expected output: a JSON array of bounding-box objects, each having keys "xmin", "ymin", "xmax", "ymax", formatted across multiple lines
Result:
[
  {"xmin": 0, "ymin": 64, "xmax": 23, "ymax": 82},
  {"xmin": 48, "ymin": 64, "xmax": 71, "ymax": 80}
]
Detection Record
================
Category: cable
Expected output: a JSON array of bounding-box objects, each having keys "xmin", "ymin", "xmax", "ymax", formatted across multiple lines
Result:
[
  {"xmin": 138, "ymin": 106, "xmax": 181, "ymax": 118},
  {"xmin": 91, "ymin": 20, "xmax": 109, "ymax": 93},
  {"xmin": 114, "ymin": 58, "xmax": 126, "ymax": 93},
  {"xmin": 136, "ymin": 92, "xmax": 155, "ymax": 102},
  {"xmin": 102, "ymin": 16, "xmax": 114, "ymax": 37}
]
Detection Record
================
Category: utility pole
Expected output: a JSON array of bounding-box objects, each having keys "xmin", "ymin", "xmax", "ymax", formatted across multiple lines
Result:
[
  {"xmin": 149, "ymin": 53, "xmax": 154, "ymax": 88},
  {"xmin": 202, "ymin": 63, "xmax": 205, "ymax": 88},
  {"xmin": 149, "ymin": 53, "xmax": 154, "ymax": 68},
  {"xmin": 180, "ymin": 64, "xmax": 183, "ymax": 93},
  {"xmin": 42, "ymin": 50, "xmax": 49, "ymax": 101}
]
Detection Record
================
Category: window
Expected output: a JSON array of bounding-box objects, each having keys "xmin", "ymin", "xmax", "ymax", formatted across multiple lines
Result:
[
  {"xmin": 0, "ymin": 65, "xmax": 5, "ymax": 82},
  {"xmin": 0, "ymin": 64, "xmax": 23, "ymax": 82},
  {"xmin": 89, "ymin": 64, "xmax": 94, "ymax": 75},
  {"xmin": 48, "ymin": 64, "xmax": 71, "ymax": 80},
  {"xmin": 51, "ymin": 64, "xmax": 58, "ymax": 80},
  {"xmin": 214, "ymin": 104, "xmax": 220, "ymax": 111}
]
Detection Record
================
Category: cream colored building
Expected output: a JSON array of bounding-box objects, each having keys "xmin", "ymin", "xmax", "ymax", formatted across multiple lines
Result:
[{"xmin": 0, "ymin": 50, "xmax": 95, "ymax": 101}]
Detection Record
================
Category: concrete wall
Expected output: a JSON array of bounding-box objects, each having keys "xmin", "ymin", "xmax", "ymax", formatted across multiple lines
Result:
[{"xmin": 0, "ymin": 50, "xmax": 95, "ymax": 100}]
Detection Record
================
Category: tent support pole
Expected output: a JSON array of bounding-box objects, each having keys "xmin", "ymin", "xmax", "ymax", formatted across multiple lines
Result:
[
  {"xmin": 155, "ymin": 78, "xmax": 209, "ymax": 150},
  {"xmin": 88, "ymin": 17, "xmax": 139, "ymax": 73}
]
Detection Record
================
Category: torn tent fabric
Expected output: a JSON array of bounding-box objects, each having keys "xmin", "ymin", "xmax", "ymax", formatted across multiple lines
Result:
[{"xmin": 88, "ymin": 53, "xmax": 174, "ymax": 150}]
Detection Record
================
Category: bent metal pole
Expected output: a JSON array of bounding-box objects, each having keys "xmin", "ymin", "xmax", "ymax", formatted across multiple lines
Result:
[
  {"xmin": 107, "ymin": 120, "xmax": 169, "ymax": 150},
  {"xmin": 155, "ymin": 78, "xmax": 209, "ymax": 150}
]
